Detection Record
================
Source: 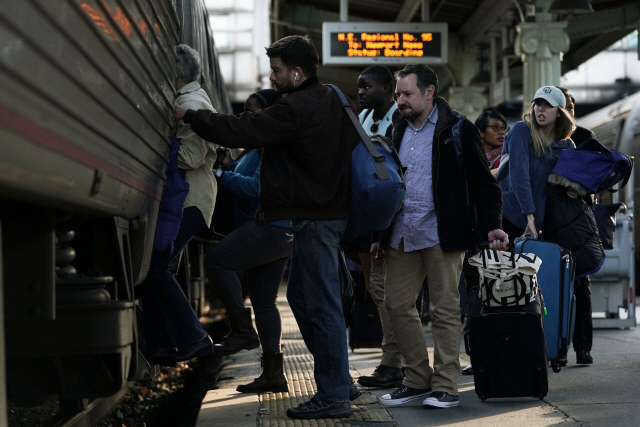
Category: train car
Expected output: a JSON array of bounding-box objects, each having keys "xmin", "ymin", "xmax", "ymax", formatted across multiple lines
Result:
[
  {"xmin": 0, "ymin": 0, "xmax": 230, "ymax": 418},
  {"xmin": 577, "ymin": 91, "xmax": 640, "ymax": 327}
]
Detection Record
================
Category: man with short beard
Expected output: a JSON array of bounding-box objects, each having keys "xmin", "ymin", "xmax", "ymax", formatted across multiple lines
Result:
[
  {"xmin": 377, "ymin": 64, "xmax": 508, "ymax": 409},
  {"xmin": 173, "ymin": 35, "xmax": 361, "ymax": 419}
]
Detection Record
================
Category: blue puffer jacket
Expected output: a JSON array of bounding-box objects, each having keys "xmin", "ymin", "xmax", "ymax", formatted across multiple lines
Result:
[
  {"xmin": 220, "ymin": 149, "xmax": 290, "ymax": 229},
  {"xmin": 499, "ymin": 121, "xmax": 575, "ymax": 230}
]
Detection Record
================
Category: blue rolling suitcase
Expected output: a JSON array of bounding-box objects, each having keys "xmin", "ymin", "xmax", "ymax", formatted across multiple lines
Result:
[{"xmin": 515, "ymin": 237, "xmax": 576, "ymax": 372}]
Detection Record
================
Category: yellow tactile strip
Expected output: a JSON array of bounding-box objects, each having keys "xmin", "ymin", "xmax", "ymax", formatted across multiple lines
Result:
[{"xmin": 256, "ymin": 298, "xmax": 397, "ymax": 426}]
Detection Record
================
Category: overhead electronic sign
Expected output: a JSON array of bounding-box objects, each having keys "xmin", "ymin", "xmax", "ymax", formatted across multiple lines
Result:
[{"xmin": 322, "ymin": 22, "xmax": 448, "ymax": 66}]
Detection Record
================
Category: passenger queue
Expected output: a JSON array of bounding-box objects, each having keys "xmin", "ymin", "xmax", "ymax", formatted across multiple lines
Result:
[{"xmin": 164, "ymin": 34, "xmax": 629, "ymax": 420}]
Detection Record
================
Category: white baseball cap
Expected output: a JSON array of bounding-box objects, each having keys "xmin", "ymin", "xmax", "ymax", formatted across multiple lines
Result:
[{"xmin": 532, "ymin": 86, "xmax": 566, "ymax": 109}]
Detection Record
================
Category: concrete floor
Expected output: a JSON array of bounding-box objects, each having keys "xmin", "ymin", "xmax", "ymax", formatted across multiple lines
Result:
[{"xmin": 197, "ymin": 289, "xmax": 640, "ymax": 427}]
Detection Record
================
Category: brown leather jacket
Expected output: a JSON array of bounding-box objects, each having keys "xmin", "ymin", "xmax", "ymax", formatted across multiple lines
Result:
[{"xmin": 184, "ymin": 77, "xmax": 360, "ymax": 224}]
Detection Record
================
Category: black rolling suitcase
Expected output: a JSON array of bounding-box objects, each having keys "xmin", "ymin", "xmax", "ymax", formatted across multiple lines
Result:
[
  {"xmin": 464, "ymin": 288, "xmax": 548, "ymax": 401},
  {"xmin": 348, "ymin": 270, "xmax": 427, "ymax": 351}
]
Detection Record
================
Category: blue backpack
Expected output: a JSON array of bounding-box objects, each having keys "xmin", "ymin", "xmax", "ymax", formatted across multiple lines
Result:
[
  {"xmin": 551, "ymin": 138, "xmax": 634, "ymax": 194},
  {"xmin": 328, "ymin": 84, "xmax": 406, "ymax": 236}
]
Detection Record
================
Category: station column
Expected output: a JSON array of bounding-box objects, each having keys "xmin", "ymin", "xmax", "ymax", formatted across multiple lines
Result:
[
  {"xmin": 516, "ymin": 3, "xmax": 570, "ymax": 111},
  {"xmin": 448, "ymin": 86, "xmax": 487, "ymax": 122}
]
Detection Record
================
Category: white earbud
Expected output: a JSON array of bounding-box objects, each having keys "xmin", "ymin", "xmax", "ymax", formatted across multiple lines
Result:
[{"xmin": 294, "ymin": 72, "xmax": 299, "ymax": 81}]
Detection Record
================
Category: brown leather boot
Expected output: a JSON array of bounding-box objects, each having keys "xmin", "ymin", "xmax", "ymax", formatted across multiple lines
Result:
[
  {"xmin": 214, "ymin": 308, "xmax": 260, "ymax": 355},
  {"xmin": 236, "ymin": 352, "xmax": 288, "ymax": 393}
]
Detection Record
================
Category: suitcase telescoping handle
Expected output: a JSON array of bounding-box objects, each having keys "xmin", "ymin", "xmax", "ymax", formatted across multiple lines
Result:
[
  {"xmin": 463, "ymin": 332, "xmax": 471, "ymax": 356},
  {"xmin": 514, "ymin": 231, "xmax": 544, "ymax": 244},
  {"xmin": 510, "ymin": 238, "xmax": 550, "ymax": 316}
]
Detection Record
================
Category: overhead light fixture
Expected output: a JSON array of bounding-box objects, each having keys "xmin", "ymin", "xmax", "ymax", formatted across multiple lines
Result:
[
  {"xmin": 526, "ymin": 1, "xmax": 536, "ymax": 18},
  {"xmin": 548, "ymin": 0, "xmax": 594, "ymax": 15}
]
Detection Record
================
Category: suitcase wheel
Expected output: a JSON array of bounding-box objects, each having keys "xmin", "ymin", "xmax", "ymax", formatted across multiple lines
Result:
[
  {"xmin": 476, "ymin": 368, "xmax": 487, "ymax": 402},
  {"xmin": 551, "ymin": 361, "xmax": 561, "ymax": 373}
]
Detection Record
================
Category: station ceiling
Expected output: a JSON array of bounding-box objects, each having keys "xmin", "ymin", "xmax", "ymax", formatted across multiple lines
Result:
[{"xmin": 272, "ymin": 0, "xmax": 640, "ymax": 101}]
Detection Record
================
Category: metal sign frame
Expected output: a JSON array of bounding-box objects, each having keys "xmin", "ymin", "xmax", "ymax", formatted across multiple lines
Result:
[{"xmin": 322, "ymin": 22, "xmax": 448, "ymax": 66}]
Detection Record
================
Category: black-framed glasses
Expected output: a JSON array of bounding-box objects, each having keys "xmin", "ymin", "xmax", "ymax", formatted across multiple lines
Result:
[
  {"xmin": 370, "ymin": 123, "xmax": 379, "ymax": 133},
  {"xmin": 487, "ymin": 124, "xmax": 509, "ymax": 133}
]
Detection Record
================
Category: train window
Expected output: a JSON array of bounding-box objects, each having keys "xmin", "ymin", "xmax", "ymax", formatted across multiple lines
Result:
[
  {"xmin": 206, "ymin": 0, "xmax": 233, "ymax": 7},
  {"xmin": 209, "ymin": 15, "xmax": 231, "ymax": 49},
  {"xmin": 236, "ymin": 32, "xmax": 252, "ymax": 48}
]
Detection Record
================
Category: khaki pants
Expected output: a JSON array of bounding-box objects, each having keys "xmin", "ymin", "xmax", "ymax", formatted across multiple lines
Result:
[
  {"xmin": 359, "ymin": 253, "xmax": 403, "ymax": 368},
  {"xmin": 383, "ymin": 242, "xmax": 464, "ymax": 395}
]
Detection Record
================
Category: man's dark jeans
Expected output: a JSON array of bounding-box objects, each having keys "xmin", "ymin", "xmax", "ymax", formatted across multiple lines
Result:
[
  {"xmin": 140, "ymin": 206, "xmax": 208, "ymax": 351},
  {"xmin": 287, "ymin": 219, "xmax": 351, "ymax": 403}
]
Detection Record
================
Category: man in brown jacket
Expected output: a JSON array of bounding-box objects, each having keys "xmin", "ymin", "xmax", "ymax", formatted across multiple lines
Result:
[{"xmin": 173, "ymin": 35, "xmax": 360, "ymax": 419}]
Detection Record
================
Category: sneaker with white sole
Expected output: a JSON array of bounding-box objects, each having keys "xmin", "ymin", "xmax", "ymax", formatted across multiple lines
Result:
[
  {"xmin": 423, "ymin": 391, "xmax": 459, "ymax": 408},
  {"xmin": 461, "ymin": 364, "xmax": 473, "ymax": 375},
  {"xmin": 380, "ymin": 385, "xmax": 431, "ymax": 406}
]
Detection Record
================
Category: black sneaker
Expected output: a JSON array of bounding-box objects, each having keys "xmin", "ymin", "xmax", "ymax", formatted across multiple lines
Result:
[
  {"xmin": 576, "ymin": 350, "xmax": 593, "ymax": 364},
  {"xmin": 349, "ymin": 380, "xmax": 361, "ymax": 401},
  {"xmin": 286, "ymin": 397, "xmax": 352, "ymax": 419},
  {"xmin": 423, "ymin": 391, "xmax": 459, "ymax": 408},
  {"xmin": 379, "ymin": 385, "xmax": 432, "ymax": 406},
  {"xmin": 358, "ymin": 365, "xmax": 404, "ymax": 388}
]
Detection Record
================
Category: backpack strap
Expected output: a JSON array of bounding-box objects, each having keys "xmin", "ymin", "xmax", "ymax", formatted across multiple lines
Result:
[
  {"xmin": 385, "ymin": 124, "xmax": 393, "ymax": 139},
  {"xmin": 327, "ymin": 84, "xmax": 390, "ymax": 180},
  {"xmin": 446, "ymin": 111, "xmax": 470, "ymax": 205},
  {"xmin": 448, "ymin": 111, "xmax": 466, "ymax": 170}
]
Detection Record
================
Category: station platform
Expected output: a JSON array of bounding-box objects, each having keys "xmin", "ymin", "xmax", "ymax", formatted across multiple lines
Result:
[{"xmin": 197, "ymin": 285, "xmax": 640, "ymax": 427}]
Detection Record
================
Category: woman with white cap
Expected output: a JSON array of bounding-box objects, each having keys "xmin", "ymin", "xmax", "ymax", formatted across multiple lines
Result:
[{"xmin": 497, "ymin": 85, "xmax": 576, "ymax": 240}]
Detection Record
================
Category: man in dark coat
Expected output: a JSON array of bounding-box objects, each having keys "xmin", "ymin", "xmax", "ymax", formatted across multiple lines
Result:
[
  {"xmin": 174, "ymin": 35, "xmax": 360, "ymax": 419},
  {"xmin": 376, "ymin": 64, "xmax": 508, "ymax": 409}
]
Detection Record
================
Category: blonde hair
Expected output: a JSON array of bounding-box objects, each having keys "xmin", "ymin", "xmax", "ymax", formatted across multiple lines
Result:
[{"xmin": 522, "ymin": 103, "xmax": 576, "ymax": 157}]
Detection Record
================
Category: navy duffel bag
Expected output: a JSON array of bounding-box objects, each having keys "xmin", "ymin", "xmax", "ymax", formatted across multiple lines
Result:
[{"xmin": 328, "ymin": 84, "xmax": 405, "ymax": 236}]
